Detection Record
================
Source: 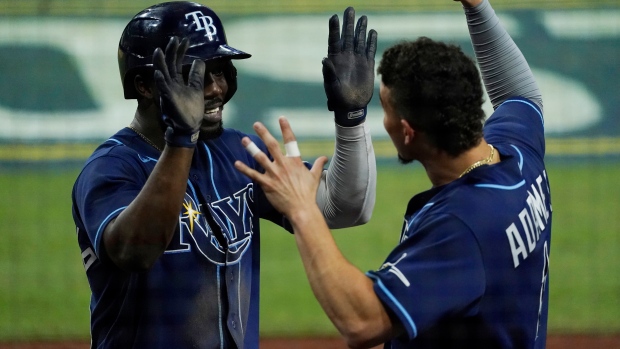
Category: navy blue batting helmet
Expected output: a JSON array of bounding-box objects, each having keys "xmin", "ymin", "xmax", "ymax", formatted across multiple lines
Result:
[{"xmin": 118, "ymin": 1, "xmax": 251, "ymax": 101}]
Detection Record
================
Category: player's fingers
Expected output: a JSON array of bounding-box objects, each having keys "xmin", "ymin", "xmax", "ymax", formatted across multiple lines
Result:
[
  {"xmin": 321, "ymin": 58, "xmax": 338, "ymax": 83},
  {"xmin": 310, "ymin": 156, "xmax": 329, "ymax": 180},
  {"xmin": 234, "ymin": 159, "xmax": 263, "ymax": 183},
  {"xmin": 341, "ymin": 7, "xmax": 355, "ymax": 52},
  {"xmin": 175, "ymin": 37, "xmax": 190, "ymax": 81},
  {"xmin": 241, "ymin": 136, "xmax": 260, "ymax": 154},
  {"xmin": 240, "ymin": 137, "xmax": 275, "ymax": 171},
  {"xmin": 153, "ymin": 70, "xmax": 171, "ymax": 97},
  {"xmin": 252, "ymin": 122, "xmax": 285, "ymax": 161},
  {"xmin": 164, "ymin": 36, "xmax": 180, "ymax": 79},
  {"xmin": 367, "ymin": 29, "xmax": 378, "ymax": 60},
  {"xmin": 187, "ymin": 59, "xmax": 205, "ymax": 90},
  {"xmin": 153, "ymin": 47, "xmax": 171, "ymax": 83},
  {"xmin": 278, "ymin": 117, "xmax": 301, "ymax": 158},
  {"xmin": 354, "ymin": 15, "xmax": 367, "ymax": 54},
  {"xmin": 327, "ymin": 14, "xmax": 341, "ymax": 55}
]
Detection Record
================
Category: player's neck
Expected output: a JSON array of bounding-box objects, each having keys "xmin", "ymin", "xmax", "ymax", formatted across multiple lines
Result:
[
  {"xmin": 423, "ymin": 139, "xmax": 499, "ymax": 187},
  {"xmin": 130, "ymin": 111, "xmax": 166, "ymax": 152}
]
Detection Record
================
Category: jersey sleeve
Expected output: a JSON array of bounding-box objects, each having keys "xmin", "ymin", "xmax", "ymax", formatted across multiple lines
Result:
[
  {"xmin": 366, "ymin": 214, "xmax": 485, "ymax": 341},
  {"xmin": 484, "ymin": 97, "xmax": 545, "ymax": 159},
  {"xmin": 73, "ymin": 151, "xmax": 148, "ymax": 259}
]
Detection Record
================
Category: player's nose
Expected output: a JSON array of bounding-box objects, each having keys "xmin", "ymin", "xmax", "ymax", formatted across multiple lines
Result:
[{"xmin": 203, "ymin": 74, "xmax": 223, "ymax": 98}]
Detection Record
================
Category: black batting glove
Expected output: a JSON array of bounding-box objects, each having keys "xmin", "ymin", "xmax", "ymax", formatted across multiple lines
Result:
[
  {"xmin": 322, "ymin": 7, "xmax": 378, "ymax": 127},
  {"xmin": 153, "ymin": 37, "xmax": 205, "ymax": 148}
]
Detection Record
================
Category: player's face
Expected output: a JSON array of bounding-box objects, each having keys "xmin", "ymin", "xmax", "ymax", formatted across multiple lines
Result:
[
  {"xmin": 183, "ymin": 60, "xmax": 229, "ymax": 140},
  {"xmin": 380, "ymin": 82, "xmax": 414, "ymax": 163}
]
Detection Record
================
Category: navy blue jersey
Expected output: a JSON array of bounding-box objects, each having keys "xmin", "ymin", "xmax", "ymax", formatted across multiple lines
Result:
[
  {"xmin": 367, "ymin": 97, "xmax": 551, "ymax": 349},
  {"xmin": 72, "ymin": 127, "xmax": 285, "ymax": 349}
]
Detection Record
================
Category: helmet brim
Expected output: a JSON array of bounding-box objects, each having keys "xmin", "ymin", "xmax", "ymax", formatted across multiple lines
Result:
[{"xmin": 183, "ymin": 44, "xmax": 251, "ymax": 64}]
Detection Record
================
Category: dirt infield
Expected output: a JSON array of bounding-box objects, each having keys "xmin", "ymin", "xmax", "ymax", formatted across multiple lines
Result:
[
  {"xmin": 1, "ymin": 334, "xmax": 620, "ymax": 349},
  {"xmin": 263, "ymin": 335, "xmax": 620, "ymax": 349}
]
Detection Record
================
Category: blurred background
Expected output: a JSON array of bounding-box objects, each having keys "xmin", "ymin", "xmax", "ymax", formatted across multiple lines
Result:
[{"xmin": 0, "ymin": 0, "xmax": 618, "ymax": 345}]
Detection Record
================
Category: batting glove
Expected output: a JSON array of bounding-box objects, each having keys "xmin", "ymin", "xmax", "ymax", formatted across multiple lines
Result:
[
  {"xmin": 322, "ymin": 7, "xmax": 378, "ymax": 127},
  {"xmin": 153, "ymin": 37, "xmax": 205, "ymax": 148}
]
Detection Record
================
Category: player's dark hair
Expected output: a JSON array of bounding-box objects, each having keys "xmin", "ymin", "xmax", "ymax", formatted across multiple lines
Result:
[{"xmin": 378, "ymin": 37, "xmax": 486, "ymax": 157}]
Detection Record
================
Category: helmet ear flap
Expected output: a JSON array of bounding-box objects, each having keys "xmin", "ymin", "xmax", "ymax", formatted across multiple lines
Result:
[{"xmin": 223, "ymin": 61, "xmax": 238, "ymax": 104}]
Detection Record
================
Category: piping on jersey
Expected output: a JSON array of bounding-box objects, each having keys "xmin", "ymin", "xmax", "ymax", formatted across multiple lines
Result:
[
  {"xmin": 405, "ymin": 203, "xmax": 434, "ymax": 233},
  {"xmin": 203, "ymin": 142, "xmax": 245, "ymax": 337},
  {"xmin": 474, "ymin": 144, "xmax": 527, "ymax": 189},
  {"xmin": 474, "ymin": 181, "xmax": 526, "ymax": 190},
  {"xmin": 203, "ymin": 143, "xmax": 235, "ymax": 236},
  {"xmin": 94, "ymin": 206, "xmax": 127, "ymax": 253},
  {"xmin": 236, "ymin": 262, "xmax": 244, "ymax": 334},
  {"xmin": 474, "ymin": 143, "xmax": 525, "ymax": 190},
  {"xmin": 510, "ymin": 144, "xmax": 524, "ymax": 172},
  {"xmin": 500, "ymin": 99, "xmax": 543, "ymax": 126},
  {"xmin": 217, "ymin": 265, "xmax": 224, "ymax": 349},
  {"xmin": 366, "ymin": 273, "xmax": 418, "ymax": 339}
]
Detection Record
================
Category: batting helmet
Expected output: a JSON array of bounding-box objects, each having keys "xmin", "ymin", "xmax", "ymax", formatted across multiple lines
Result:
[{"xmin": 118, "ymin": 1, "xmax": 251, "ymax": 101}]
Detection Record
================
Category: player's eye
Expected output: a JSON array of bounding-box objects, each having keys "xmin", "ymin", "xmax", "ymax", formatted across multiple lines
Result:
[{"xmin": 211, "ymin": 68, "xmax": 224, "ymax": 77}]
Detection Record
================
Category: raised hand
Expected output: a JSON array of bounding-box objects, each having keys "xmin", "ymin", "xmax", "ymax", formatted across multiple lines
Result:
[
  {"xmin": 322, "ymin": 7, "xmax": 378, "ymax": 127},
  {"xmin": 153, "ymin": 37, "xmax": 206, "ymax": 148},
  {"xmin": 234, "ymin": 117, "xmax": 327, "ymax": 218}
]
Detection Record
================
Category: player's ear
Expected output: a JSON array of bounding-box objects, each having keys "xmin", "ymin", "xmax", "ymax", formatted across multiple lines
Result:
[
  {"xmin": 134, "ymin": 73, "xmax": 155, "ymax": 99},
  {"xmin": 401, "ymin": 119, "xmax": 415, "ymax": 145}
]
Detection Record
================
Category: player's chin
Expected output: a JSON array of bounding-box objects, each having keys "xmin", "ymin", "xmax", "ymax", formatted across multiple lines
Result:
[
  {"xmin": 398, "ymin": 153, "xmax": 415, "ymax": 165},
  {"xmin": 199, "ymin": 121, "xmax": 224, "ymax": 140}
]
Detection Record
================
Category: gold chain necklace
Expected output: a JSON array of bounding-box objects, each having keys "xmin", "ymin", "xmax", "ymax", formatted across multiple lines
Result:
[
  {"xmin": 128, "ymin": 126, "xmax": 162, "ymax": 152},
  {"xmin": 459, "ymin": 144, "xmax": 495, "ymax": 178}
]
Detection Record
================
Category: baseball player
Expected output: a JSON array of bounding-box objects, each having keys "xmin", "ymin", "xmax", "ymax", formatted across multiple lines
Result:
[
  {"xmin": 72, "ymin": 2, "xmax": 377, "ymax": 348},
  {"xmin": 235, "ymin": 0, "xmax": 552, "ymax": 348}
]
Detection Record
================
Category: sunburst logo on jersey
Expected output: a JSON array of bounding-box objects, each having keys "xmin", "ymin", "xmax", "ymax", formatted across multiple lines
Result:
[{"xmin": 182, "ymin": 201, "xmax": 201, "ymax": 234}]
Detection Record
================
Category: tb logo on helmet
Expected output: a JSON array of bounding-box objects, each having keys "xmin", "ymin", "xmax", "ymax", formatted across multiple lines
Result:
[
  {"xmin": 185, "ymin": 11, "xmax": 218, "ymax": 41},
  {"xmin": 118, "ymin": 2, "xmax": 250, "ymax": 100}
]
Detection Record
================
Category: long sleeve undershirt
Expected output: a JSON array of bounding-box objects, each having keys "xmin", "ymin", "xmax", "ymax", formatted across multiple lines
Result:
[
  {"xmin": 464, "ymin": 0, "xmax": 543, "ymax": 112},
  {"xmin": 317, "ymin": 122, "xmax": 376, "ymax": 229}
]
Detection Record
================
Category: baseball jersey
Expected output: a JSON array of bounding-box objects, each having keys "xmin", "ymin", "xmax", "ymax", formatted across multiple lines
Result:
[
  {"xmin": 73, "ymin": 127, "xmax": 285, "ymax": 349},
  {"xmin": 367, "ymin": 97, "xmax": 551, "ymax": 349}
]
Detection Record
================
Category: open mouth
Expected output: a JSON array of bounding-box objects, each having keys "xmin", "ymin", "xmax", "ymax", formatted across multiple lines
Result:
[
  {"xmin": 205, "ymin": 107, "xmax": 219, "ymax": 115},
  {"xmin": 203, "ymin": 106, "xmax": 222, "ymax": 123}
]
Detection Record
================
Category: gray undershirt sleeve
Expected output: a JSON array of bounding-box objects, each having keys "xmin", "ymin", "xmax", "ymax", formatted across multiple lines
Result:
[
  {"xmin": 316, "ymin": 122, "xmax": 377, "ymax": 229},
  {"xmin": 463, "ymin": 0, "xmax": 543, "ymax": 112}
]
